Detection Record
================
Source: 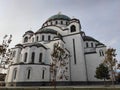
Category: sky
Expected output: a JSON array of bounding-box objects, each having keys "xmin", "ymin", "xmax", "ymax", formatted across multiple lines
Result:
[{"xmin": 0, "ymin": 0, "xmax": 120, "ymax": 61}]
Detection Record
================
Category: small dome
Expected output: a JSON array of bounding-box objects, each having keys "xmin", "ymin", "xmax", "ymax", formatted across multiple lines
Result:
[
  {"xmin": 96, "ymin": 42, "xmax": 105, "ymax": 46},
  {"xmin": 15, "ymin": 44, "xmax": 23, "ymax": 48},
  {"xmin": 25, "ymin": 30, "xmax": 34, "ymax": 34},
  {"xmin": 83, "ymin": 36, "xmax": 98, "ymax": 42},
  {"xmin": 47, "ymin": 13, "xmax": 71, "ymax": 21},
  {"xmin": 23, "ymin": 30, "xmax": 34, "ymax": 37},
  {"xmin": 24, "ymin": 43, "xmax": 47, "ymax": 49},
  {"xmin": 36, "ymin": 28, "xmax": 58, "ymax": 34}
]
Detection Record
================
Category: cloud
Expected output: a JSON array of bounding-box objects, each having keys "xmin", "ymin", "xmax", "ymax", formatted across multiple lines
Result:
[
  {"xmin": 107, "ymin": 38, "xmax": 118, "ymax": 47},
  {"xmin": 0, "ymin": 0, "xmax": 120, "ymax": 60}
]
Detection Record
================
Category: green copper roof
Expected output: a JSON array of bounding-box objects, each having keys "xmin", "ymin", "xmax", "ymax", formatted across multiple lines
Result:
[
  {"xmin": 83, "ymin": 36, "xmax": 98, "ymax": 42},
  {"xmin": 36, "ymin": 28, "xmax": 57, "ymax": 34},
  {"xmin": 24, "ymin": 43, "xmax": 47, "ymax": 49},
  {"xmin": 47, "ymin": 14, "xmax": 71, "ymax": 21}
]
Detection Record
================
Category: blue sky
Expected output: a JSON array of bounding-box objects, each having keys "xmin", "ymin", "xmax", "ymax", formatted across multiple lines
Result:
[{"xmin": 0, "ymin": 0, "xmax": 120, "ymax": 61}]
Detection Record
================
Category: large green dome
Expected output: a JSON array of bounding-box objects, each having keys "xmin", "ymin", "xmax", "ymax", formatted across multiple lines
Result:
[{"xmin": 47, "ymin": 13, "xmax": 71, "ymax": 21}]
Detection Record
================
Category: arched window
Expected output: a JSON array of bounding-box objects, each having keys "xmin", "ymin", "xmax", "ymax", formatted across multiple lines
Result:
[
  {"xmin": 42, "ymin": 70, "xmax": 45, "ymax": 79},
  {"xmin": 70, "ymin": 25, "xmax": 76, "ymax": 32},
  {"xmin": 91, "ymin": 43, "xmax": 93, "ymax": 47},
  {"xmin": 31, "ymin": 52, "xmax": 35, "ymax": 63},
  {"xmin": 61, "ymin": 21, "xmax": 63, "ymax": 24},
  {"xmin": 42, "ymin": 35, "xmax": 44, "ymax": 41},
  {"xmin": 36, "ymin": 36, "xmax": 39, "ymax": 41},
  {"xmin": 32, "ymin": 38, "xmax": 34, "ymax": 42},
  {"xmin": 55, "ymin": 21, "xmax": 58, "ymax": 24},
  {"xmin": 51, "ymin": 22, "xmax": 52, "ymax": 25},
  {"xmin": 39, "ymin": 53, "xmax": 42, "ymax": 63},
  {"xmin": 26, "ymin": 67, "xmax": 32, "ymax": 80},
  {"xmin": 99, "ymin": 50, "xmax": 104, "ymax": 56},
  {"xmin": 13, "ymin": 51, "xmax": 16, "ymax": 57},
  {"xmin": 24, "ymin": 37, "xmax": 28, "ymax": 43},
  {"xmin": 24, "ymin": 52, "xmax": 27, "ymax": 62},
  {"xmin": 13, "ymin": 68, "xmax": 17, "ymax": 80},
  {"xmin": 102, "ymin": 51, "xmax": 104, "ymax": 56},
  {"xmin": 48, "ymin": 35, "xmax": 51, "ymax": 41},
  {"xmin": 66, "ymin": 22, "xmax": 68, "ymax": 25},
  {"xmin": 86, "ymin": 42, "xmax": 89, "ymax": 48},
  {"xmin": 41, "ymin": 67, "xmax": 46, "ymax": 79},
  {"xmin": 99, "ymin": 50, "xmax": 102, "ymax": 56},
  {"xmin": 27, "ymin": 69, "xmax": 31, "ymax": 79}
]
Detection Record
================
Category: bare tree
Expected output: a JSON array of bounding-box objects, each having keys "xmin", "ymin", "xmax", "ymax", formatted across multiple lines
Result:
[
  {"xmin": 104, "ymin": 48, "xmax": 117, "ymax": 86},
  {"xmin": 50, "ymin": 42, "xmax": 69, "ymax": 89},
  {"xmin": 0, "ymin": 35, "xmax": 12, "ymax": 71},
  {"xmin": 0, "ymin": 35, "xmax": 12, "ymax": 86}
]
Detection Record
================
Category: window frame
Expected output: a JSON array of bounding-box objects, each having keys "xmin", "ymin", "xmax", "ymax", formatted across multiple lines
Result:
[
  {"xmin": 91, "ymin": 43, "xmax": 94, "ymax": 47},
  {"xmin": 70, "ymin": 25, "xmax": 76, "ymax": 32},
  {"xmin": 36, "ymin": 36, "xmax": 39, "ymax": 41},
  {"xmin": 99, "ymin": 50, "xmax": 104, "ymax": 56},
  {"xmin": 42, "ymin": 35, "xmax": 44, "ymax": 41},
  {"xmin": 13, "ymin": 68, "xmax": 17, "ymax": 80},
  {"xmin": 12, "ymin": 50, "xmax": 16, "ymax": 57},
  {"xmin": 26, "ymin": 67, "xmax": 32, "ymax": 80},
  {"xmin": 31, "ymin": 52, "xmax": 35, "ymax": 63},
  {"xmin": 39, "ymin": 53, "xmax": 42, "ymax": 63},
  {"xmin": 61, "ymin": 21, "xmax": 63, "ymax": 24},
  {"xmin": 48, "ymin": 35, "xmax": 51, "ymax": 41},
  {"xmin": 24, "ymin": 37, "xmax": 28, "ymax": 43},
  {"xmin": 24, "ymin": 52, "xmax": 28, "ymax": 62},
  {"xmin": 42, "ymin": 69, "xmax": 45, "ymax": 79},
  {"xmin": 86, "ymin": 42, "xmax": 89, "ymax": 48}
]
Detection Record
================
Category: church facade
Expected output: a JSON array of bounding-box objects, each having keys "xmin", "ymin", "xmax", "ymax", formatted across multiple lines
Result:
[{"xmin": 5, "ymin": 13, "xmax": 106, "ymax": 86}]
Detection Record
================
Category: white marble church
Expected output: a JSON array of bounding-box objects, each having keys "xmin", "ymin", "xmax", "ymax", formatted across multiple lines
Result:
[{"xmin": 5, "ymin": 13, "xmax": 106, "ymax": 86}]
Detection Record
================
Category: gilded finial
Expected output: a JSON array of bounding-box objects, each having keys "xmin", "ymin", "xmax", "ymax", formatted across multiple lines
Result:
[{"xmin": 58, "ymin": 11, "xmax": 61, "ymax": 15}]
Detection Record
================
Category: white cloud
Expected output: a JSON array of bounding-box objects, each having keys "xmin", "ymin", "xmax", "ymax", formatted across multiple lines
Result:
[
  {"xmin": 0, "ymin": 0, "xmax": 120, "ymax": 60},
  {"xmin": 107, "ymin": 38, "xmax": 118, "ymax": 47}
]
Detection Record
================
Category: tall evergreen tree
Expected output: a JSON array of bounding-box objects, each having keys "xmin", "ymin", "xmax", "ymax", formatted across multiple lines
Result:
[{"xmin": 95, "ymin": 63, "xmax": 110, "ymax": 85}]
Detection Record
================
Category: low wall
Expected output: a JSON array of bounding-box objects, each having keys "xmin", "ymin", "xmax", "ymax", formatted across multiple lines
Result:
[
  {"xmin": 0, "ymin": 87, "xmax": 120, "ymax": 90},
  {"xmin": 5, "ymin": 81, "xmax": 113, "ymax": 86}
]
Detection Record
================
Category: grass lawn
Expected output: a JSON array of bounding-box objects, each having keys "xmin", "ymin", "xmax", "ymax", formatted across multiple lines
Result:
[{"xmin": 0, "ymin": 86, "xmax": 120, "ymax": 90}]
